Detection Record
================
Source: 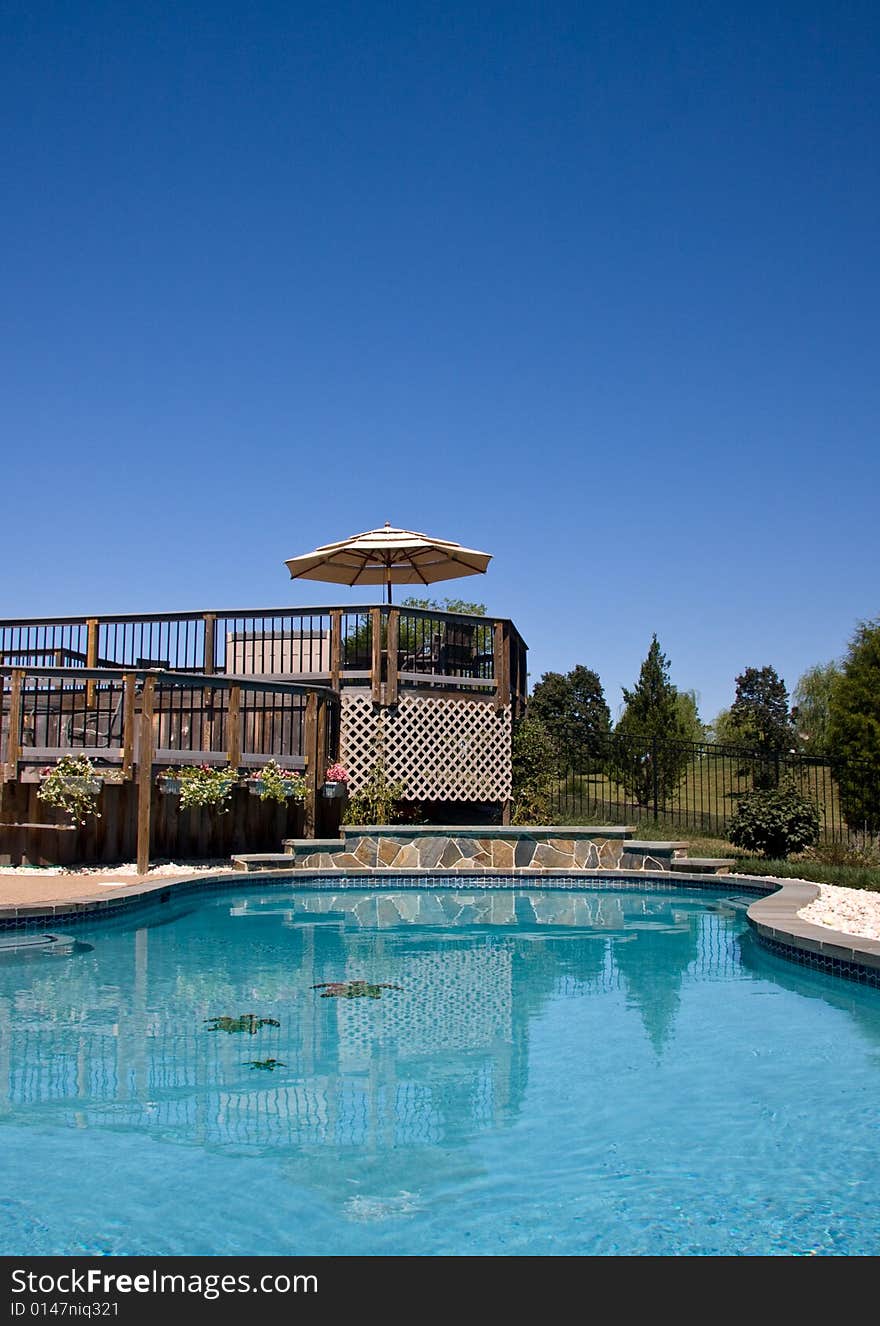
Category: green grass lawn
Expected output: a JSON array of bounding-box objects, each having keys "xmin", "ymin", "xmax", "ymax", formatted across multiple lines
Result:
[{"xmin": 552, "ymin": 759, "xmax": 846, "ymax": 840}]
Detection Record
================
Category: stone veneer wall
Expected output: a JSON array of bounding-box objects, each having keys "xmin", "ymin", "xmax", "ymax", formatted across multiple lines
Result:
[{"xmin": 287, "ymin": 826, "xmax": 638, "ymax": 872}]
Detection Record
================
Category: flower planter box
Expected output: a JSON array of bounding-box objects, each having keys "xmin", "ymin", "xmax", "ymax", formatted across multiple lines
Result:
[
  {"xmin": 158, "ymin": 778, "xmax": 182, "ymax": 795},
  {"xmin": 322, "ymin": 781, "xmax": 348, "ymax": 799},
  {"xmin": 41, "ymin": 776, "xmax": 103, "ymax": 794},
  {"xmin": 248, "ymin": 780, "xmax": 303, "ymax": 799}
]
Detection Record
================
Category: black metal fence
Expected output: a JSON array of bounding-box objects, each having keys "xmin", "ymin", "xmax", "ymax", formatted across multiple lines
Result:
[{"xmin": 548, "ymin": 733, "xmax": 880, "ymax": 842}]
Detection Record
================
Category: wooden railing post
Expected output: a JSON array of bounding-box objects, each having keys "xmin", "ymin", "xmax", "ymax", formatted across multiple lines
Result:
[
  {"xmin": 202, "ymin": 613, "xmax": 216, "ymax": 675},
  {"xmin": 371, "ymin": 607, "xmax": 383, "ymax": 704},
  {"xmin": 330, "ymin": 610, "xmax": 342, "ymax": 691},
  {"xmin": 4, "ymin": 669, "xmax": 23, "ymax": 778},
  {"xmin": 304, "ymin": 692, "xmax": 319, "ymax": 837},
  {"xmin": 316, "ymin": 693, "xmax": 328, "ymax": 792},
  {"xmin": 494, "ymin": 621, "xmax": 509, "ymax": 712},
  {"xmin": 86, "ymin": 618, "xmax": 99, "ymax": 706},
  {"xmin": 385, "ymin": 608, "xmax": 399, "ymax": 706},
  {"xmin": 136, "ymin": 674, "xmax": 156, "ymax": 876},
  {"xmin": 226, "ymin": 685, "xmax": 241, "ymax": 769},
  {"xmin": 121, "ymin": 672, "xmax": 136, "ymax": 778}
]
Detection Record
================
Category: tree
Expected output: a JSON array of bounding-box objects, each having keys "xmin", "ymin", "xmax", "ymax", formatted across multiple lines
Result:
[
  {"xmin": 400, "ymin": 596, "xmax": 486, "ymax": 616},
  {"xmin": 827, "ymin": 618, "xmax": 880, "ymax": 832},
  {"xmin": 708, "ymin": 707, "xmax": 737, "ymax": 746},
  {"xmin": 726, "ymin": 666, "xmax": 794, "ymax": 788},
  {"xmin": 675, "ymin": 689, "xmax": 706, "ymax": 744},
  {"xmin": 611, "ymin": 635, "xmax": 691, "ymax": 808},
  {"xmin": 727, "ymin": 666, "xmax": 794, "ymax": 753},
  {"xmin": 528, "ymin": 665, "xmax": 611, "ymax": 771},
  {"xmin": 792, "ymin": 662, "xmax": 840, "ymax": 756},
  {"xmin": 511, "ymin": 716, "xmax": 557, "ymax": 824}
]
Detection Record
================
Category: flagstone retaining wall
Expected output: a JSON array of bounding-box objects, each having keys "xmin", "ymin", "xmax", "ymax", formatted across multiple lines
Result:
[{"xmin": 281, "ymin": 825, "xmax": 649, "ymax": 872}]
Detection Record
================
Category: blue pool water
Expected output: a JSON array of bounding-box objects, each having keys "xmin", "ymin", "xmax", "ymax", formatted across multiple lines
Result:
[{"xmin": 1, "ymin": 881, "xmax": 879, "ymax": 1256}]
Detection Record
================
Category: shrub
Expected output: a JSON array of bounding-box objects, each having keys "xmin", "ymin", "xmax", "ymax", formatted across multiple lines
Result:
[
  {"xmin": 511, "ymin": 716, "xmax": 556, "ymax": 825},
  {"xmin": 343, "ymin": 759, "xmax": 404, "ymax": 825},
  {"xmin": 728, "ymin": 778, "xmax": 820, "ymax": 859}
]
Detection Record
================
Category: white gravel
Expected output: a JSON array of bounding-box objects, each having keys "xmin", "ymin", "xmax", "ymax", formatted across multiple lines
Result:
[
  {"xmin": 798, "ymin": 881, "xmax": 880, "ymax": 942},
  {"xmin": 0, "ymin": 861, "xmax": 229, "ymax": 879}
]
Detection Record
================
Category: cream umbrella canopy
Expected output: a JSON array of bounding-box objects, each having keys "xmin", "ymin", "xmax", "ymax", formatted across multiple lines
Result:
[{"xmin": 284, "ymin": 523, "xmax": 492, "ymax": 603}]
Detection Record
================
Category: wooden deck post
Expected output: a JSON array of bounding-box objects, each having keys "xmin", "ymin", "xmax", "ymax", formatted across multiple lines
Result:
[
  {"xmin": 330, "ymin": 610, "xmax": 342, "ymax": 692},
  {"xmin": 226, "ymin": 685, "xmax": 242, "ymax": 769},
  {"xmin": 371, "ymin": 608, "xmax": 383, "ymax": 704},
  {"xmin": 304, "ymin": 692, "xmax": 319, "ymax": 837},
  {"xmin": 136, "ymin": 675, "xmax": 156, "ymax": 877},
  {"xmin": 86, "ymin": 618, "xmax": 99, "ymax": 706},
  {"xmin": 202, "ymin": 613, "xmax": 216, "ymax": 675},
  {"xmin": 121, "ymin": 672, "xmax": 136, "ymax": 779},
  {"xmin": 385, "ymin": 608, "xmax": 399, "ymax": 706},
  {"xmin": 4, "ymin": 669, "xmax": 23, "ymax": 779},
  {"xmin": 202, "ymin": 613, "xmax": 217, "ymax": 751},
  {"xmin": 494, "ymin": 621, "xmax": 509, "ymax": 712}
]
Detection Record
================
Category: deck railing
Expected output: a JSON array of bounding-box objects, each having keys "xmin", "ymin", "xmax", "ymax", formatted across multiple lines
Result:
[
  {"xmin": 0, "ymin": 665, "xmax": 338, "ymax": 777},
  {"xmin": 0, "ymin": 604, "xmax": 528, "ymax": 711}
]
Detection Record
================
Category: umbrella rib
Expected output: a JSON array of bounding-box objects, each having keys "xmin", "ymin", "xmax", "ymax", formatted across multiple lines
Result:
[{"xmin": 348, "ymin": 550, "xmax": 377, "ymax": 586}]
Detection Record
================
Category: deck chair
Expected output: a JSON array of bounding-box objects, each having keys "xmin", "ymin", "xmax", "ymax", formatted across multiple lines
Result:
[
  {"xmin": 65, "ymin": 688, "xmax": 130, "ymax": 746},
  {"xmin": 438, "ymin": 623, "xmax": 477, "ymax": 676}
]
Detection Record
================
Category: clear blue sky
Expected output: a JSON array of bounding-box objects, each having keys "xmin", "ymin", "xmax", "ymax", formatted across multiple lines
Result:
[{"xmin": 2, "ymin": 1, "xmax": 878, "ymax": 721}]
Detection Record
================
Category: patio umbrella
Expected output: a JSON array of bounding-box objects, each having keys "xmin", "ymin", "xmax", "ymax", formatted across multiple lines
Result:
[{"xmin": 284, "ymin": 523, "xmax": 492, "ymax": 603}]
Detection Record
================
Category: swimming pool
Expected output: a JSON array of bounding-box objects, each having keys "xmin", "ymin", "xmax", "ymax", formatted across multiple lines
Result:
[{"xmin": 1, "ymin": 880, "xmax": 878, "ymax": 1256}]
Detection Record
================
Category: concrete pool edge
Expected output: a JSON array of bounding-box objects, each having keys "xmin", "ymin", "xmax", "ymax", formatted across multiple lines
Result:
[{"xmin": 2, "ymin": 866, "xmax": 879, "ymax": 988}]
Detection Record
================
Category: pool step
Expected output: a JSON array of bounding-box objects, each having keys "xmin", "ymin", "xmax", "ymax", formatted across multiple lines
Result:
[
  {"xmin": 669, "ymin": 858, "xmax": 736, "ymax": 875},
  {"xmin": 232, "ymin": 853, "xmax": 294, "ymax": 872},
  {"xmin": 619, "ymin": 842, "xmax": 688, "ymax": 870}
]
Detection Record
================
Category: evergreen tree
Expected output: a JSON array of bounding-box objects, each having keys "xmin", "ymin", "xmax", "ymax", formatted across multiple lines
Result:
[
  {"xmin": 728, "ymin": 666, "xmax": 794, "ymax": 752},
  {"xmin": 511, "ymin": 717, "xmax": 558, "ymax": 824},
  {"xmin": 612, "ymin": 636, "xmax": 691, "ymax": 808},
  {"xmin": 528, "ymin": 665, "xmax": 611, "ymax": 771},
  {"xmin": 827, "ymin": 619, "xmax": 880, "ymax": 832},
  {"xmin": 726, "ymin": 665, "xmax": 794, "ymax": 788}
]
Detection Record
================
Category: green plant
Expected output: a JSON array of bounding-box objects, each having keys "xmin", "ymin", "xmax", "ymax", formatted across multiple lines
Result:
[
  {"xmin": 792, "ymin": 661, "xmax": 841, "ymax": 756},
  {"xmin": 827, "ymin": 618, "xmax": 880, "ymax": 832},
  {"xmin": 611, "ymin": 635, "xmax": 692, "ymax": 807},
  {"xmin": 174, "ymin": 764, "xmax": 239, "ymax": 813},
  {"xmin": 37, "ymin": 755, "xmax": 101, "ymax": 826},
  {"xmin": 728, "ymin": 778, "xmax": 820, "ymax": 859},
  {"xmin": 250, "ymin": 761, "xmax": 306, "ymax": 804},
  {"xmin": 342, "ymin": 759, "xmax": 404, "ymax": 825},
  {"xmin": 725, "ymin": 665, "xmax": 795, "ymax": 786},
  {"xmin": 511, "ymin": 716, "xmax": 556, "ymax": 824},
  {"xmin": 528, "ymin": 665, "xmax": 611, "ymax": 772}
]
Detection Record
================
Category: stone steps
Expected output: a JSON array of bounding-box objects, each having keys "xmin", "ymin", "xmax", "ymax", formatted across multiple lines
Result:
[{"xmin": 669, "ymin": 857, "xmax": 735, "ymax": 875}]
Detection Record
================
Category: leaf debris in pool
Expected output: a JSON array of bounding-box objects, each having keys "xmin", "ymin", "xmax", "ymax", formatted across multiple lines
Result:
[
  {"xmin": 312, "ymin": 981, "xmax": 403, "ymax": 999},
  {"xmin": 204, "ymin": 1015, "xmax": 281, "ymax": 1034}
]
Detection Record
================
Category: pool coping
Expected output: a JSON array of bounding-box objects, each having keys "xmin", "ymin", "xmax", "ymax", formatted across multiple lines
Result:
[{"xmin": 2, "ymin": 867, "xmax": 879, "ymax": 987}]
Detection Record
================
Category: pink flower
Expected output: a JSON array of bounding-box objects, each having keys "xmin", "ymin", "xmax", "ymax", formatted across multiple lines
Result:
[{"xmin": 325, "ymin": 763, "xmax": 349, "ymax": 783}]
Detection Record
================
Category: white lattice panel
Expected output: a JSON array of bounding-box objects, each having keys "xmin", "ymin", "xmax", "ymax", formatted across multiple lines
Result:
[{"xmin": 340, "ymin": 692, "xmax": 512, "ymax": 801}]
